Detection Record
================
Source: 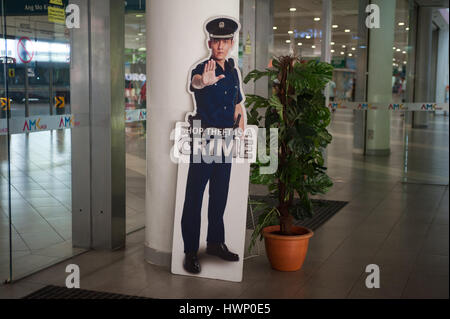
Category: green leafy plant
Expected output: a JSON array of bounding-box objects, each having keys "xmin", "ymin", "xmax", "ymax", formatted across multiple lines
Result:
[{"xmin": 244, "ymin": 56, "xmax": 334, "ymax": 251}]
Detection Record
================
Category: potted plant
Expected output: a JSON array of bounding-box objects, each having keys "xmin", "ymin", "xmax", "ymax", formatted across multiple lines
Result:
[{"xmin": 244, "ymin": 56, "xmax": 334, "ymax": 271}]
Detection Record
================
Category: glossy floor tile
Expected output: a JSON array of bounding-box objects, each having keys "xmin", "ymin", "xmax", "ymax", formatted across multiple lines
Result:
[
  {"xmin": 0, "ymin": 112, "xmax": 448, "ymax": 298},
  {"xmin": 0, "ymin": 127, "xmax": 146, "ymax": 282}
]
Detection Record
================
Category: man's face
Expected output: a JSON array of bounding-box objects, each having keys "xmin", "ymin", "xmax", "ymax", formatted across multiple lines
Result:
[{"xmin": 208, "ymin": 38, "xmax": 234, "ymax": 61}]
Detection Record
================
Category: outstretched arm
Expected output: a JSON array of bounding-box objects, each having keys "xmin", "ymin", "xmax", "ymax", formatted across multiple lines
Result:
[{"xmin": 191, "ymin": 60, "xmax": 225, "ymax": 90}]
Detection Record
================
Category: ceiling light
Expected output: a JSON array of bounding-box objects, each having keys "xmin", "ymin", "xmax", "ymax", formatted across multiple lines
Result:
[
  {"xmin": 344, "ymin": 29, "xmax": 350, "ymax": 32},
  {"xmin": 312, "ymin": 45, "xmax": 316, "ymax": 48},
  {"xmin": 305, "ymin": 35, "xmax": 311, "ymax": 39},
  {"xmin": 331, "ymin": 42, "xmax": 335, "ymax": 45},
  {"xmin": 403, "ymin": 61, "xmax": 407, "ymax": 64},
  {"xmin": 396, "ymin": 48, "xmax": 401, "ymax": 52},
  {"xmin": 398, "ymin": 22, "xmax": 405, "ymax": 26},
  {"xmin": 342, "ymin": 45, "xmax": 346, "ymax": 48},
  {"xmin": 135, "ymin": 37, "xmax": 139, "ymax": 40},
  {"xmin": 288, "ymin": 30, "xmax": 294, "ymax": 34},
  {"xmin": 340, "ymin": 51, "xmax": 345, "ymax": 55},
  {"xmin": 332, "ymin": 25, "xmax": 338, "ymax": 28},
  {"xmin": 348, "ymin": 53, "xmax": 352, "ymax": 56},
  {"xmin": 138, "ymin": 33, "xmax": 143, "ymax": 36},
  {"xmin": 286, "ymin": 40, "xmax": 291, "ymax": 43},
  {"xmin": 273, "ymin": 26, "xmax": 278, "ymax": 30},
  {"xmin": 289, "ymin": 7, "xmax": 296, "ymax": 12},
  {"xmin": 138, "ymin": 47, "xmax": 146, "ymax": 51},
  {"xmin": 136, "ymin": 14, "xmax": 143, "ymax": 18},
  {"xmin": 393, "ymin": 58, "xmax": 396, "ymax": 61},
  {"xmin": 314, "ymin": 17, "xmax": 320, "ymax": 21},
  {"xmin": 402, "ymin": 51, "xmax": 406, "ymax": 54},
  {"xmin": 298, "ymin": 42, "xmax": 302, "ymax": 46},
  {"xmin": 331, "ymin": 49, "xmax": 335, "ymax": 53},
  {"xmin": 351, "ymin": 47, "xmax": 355, "ymax": 51},
  {"xmin": 393, "ymin": 47, "xmax": 396, "ymax": 50},
  {"xmin": 406, "ymin": 27, "xmax": 410, "ymax": 31}
]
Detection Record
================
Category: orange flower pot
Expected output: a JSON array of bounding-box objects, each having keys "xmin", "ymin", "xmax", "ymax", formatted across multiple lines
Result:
[{"xmin": 262, "ymin": 225, "xmax": 314, "ymax": 271}]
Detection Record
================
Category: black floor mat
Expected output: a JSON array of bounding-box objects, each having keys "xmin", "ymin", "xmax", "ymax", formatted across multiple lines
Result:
[
  {"xmin": 247, "ymin": 196, "xmax": 348, "ymax": 231},
  {"xmin": 22, "ymin": 285, "xmax": 149, "ymax": 299}
]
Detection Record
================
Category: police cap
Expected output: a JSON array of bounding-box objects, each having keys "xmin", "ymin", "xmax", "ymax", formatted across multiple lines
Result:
[{"xmin": 206, "ymin": 17, "xmax": 238, "ymax": 39}]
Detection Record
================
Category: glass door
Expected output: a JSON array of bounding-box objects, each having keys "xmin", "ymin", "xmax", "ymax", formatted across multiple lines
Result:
[
  {"xmin": 1, "ymin": 0, "xmax": 91, "ymax": 282},
  {"xmin": 0, "ymin": 0, "xmax": 12, "ymax": 283}
]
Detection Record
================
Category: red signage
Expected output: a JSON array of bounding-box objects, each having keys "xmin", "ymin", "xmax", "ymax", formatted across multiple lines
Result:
[{"xmin": 17, "ymin": 36, "xmax": 35, "ymax": 64}]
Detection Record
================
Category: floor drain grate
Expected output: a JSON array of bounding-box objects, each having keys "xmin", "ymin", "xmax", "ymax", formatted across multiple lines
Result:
[{"xmin": 22, "ymin": 285, "xmax": 150, "ymax": 299}]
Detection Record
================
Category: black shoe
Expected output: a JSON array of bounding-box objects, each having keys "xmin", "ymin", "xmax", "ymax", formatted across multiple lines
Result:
[
  {"xmin": 206, "ymin": 243, "xmax": 239, "ymax": 261},
  {"xmin": 183, "ymin": 252, "xmax": 201, "ymax": 274}
]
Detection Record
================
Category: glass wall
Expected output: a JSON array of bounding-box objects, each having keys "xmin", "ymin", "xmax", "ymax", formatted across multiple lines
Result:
[
  {"xmin": 124, "ymin": 4, "xmax": 146, "ymax": 233},
  {"xmin": 0, "ymin": 0, "xmax": 89, "ymax": 282},
  {"xmin": 0, "ymin": 1, "xmax": 11, "ymax": 282},
  {"xmin": 331, "ymin": 0, "xmax": 362, "ymax": 102},
  {"xmin": 272, "ymin": 1, "xmax": 323, "ymax": 59},
  {"xmin": 329, "ymin": 0, "xmax": 412, "ymax": 103},
  {"xmin": 392, "ymin": 0, "xmax": 411, "ymax": 103}
]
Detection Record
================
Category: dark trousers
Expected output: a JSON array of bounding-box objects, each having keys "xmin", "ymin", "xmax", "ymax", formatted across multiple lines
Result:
[{"xmin": 181, "ymin": 154, "xmax": 232, "ymax": 253}]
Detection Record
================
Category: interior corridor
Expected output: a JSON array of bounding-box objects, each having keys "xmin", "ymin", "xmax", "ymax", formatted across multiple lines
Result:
[{"xmin": 0, "ymin": 110, "xmax": 447, "ymax": 298}]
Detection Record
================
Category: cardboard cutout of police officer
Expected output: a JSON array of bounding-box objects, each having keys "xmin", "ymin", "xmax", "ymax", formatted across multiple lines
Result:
[{"xmin": 180, "ymin": 17, "xmax": 246, "ymax": 274}]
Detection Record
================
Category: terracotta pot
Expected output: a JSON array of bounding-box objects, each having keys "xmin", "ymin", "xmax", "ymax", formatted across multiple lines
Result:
[{"xmin": 262, "ymin": 225, "xmax": 314, "ymax": 271}]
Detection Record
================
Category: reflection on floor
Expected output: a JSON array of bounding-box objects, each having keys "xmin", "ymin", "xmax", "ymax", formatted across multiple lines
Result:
[
  {"xmin": 125, "ymin": 124, "xmax": 147, "ymax": 232},
  {"xmin": 0, "ymin": 124, "xmax": 147, "ymax": 282},
  {"xmin": 0, "ymin": 131, "xmax": 85, "ymax": 282},
  {"xmin": 0, "ymin": 112, "xmax": 448, "ymax": 299}
]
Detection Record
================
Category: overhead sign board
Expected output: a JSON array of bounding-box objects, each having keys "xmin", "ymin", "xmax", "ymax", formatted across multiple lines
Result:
[{"xmin": 4, "ymin": 0, "xmax": 68, "ymax": 16}]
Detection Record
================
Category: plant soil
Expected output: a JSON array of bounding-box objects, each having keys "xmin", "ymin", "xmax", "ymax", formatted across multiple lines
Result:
[{"xmin": 271, "ymin": 230, "xmax": 309, "ymax": 236}]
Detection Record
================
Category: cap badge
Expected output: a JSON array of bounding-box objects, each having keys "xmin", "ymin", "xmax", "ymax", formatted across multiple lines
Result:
[{"xmin": 219, "ymin": 22, "xmax": 225, "ymax": 28}]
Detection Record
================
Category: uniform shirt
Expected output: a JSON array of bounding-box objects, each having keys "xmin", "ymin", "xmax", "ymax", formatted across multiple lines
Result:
[{"xmin": 190, "ymin": 58, "xmax": 243, "ymax": 128}]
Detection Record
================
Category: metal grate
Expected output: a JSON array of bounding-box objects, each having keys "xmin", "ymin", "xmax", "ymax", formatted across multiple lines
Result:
[
  {"xmin": 247, "ymin": 196, "xmax": 348, "ymax": 231},
  {"xmin": 22, "ymin": 285, "xmax": 149, "ymax": 299}
]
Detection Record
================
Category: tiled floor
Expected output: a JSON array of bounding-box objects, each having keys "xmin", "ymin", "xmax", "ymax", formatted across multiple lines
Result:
[
  {"xmin": 0, "ymin": 131, "xmax": 84, "ymax": 282},
  {"xmin": 0, "ymin": 124, "xmax": 147, "ymax": 282},
  {"xmin": 0, "ymin": 111, "xmax": 448, "ymax": 298}
]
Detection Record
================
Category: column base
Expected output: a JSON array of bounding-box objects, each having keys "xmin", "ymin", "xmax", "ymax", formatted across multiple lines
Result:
[
  {"xmin": 353, "ymin": 148, "xmax": 365, "ymax": 155},
  {"xmin": 145, "ymin": 245, "xmax": 172, "ymax": 267},
  {"xmin": 365, "ymin": 148, "xmax": 390, "ymax": 156}
]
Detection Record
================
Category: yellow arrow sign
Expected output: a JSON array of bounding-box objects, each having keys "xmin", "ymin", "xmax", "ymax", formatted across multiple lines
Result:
[
  {"xmin": 8, "ymin": 69, "xmax": 15, "ymax": 78},
  {"xmin": 55, "ymin": 96, "xmax": 65, "ymax": 109},
  {"xmin": 1, "ymin": 97, "xmax": 11, "ymax": 111}
]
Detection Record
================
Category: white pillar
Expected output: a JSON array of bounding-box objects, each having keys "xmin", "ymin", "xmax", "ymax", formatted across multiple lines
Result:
[
  {"xmin": 145, "ymin": 0, "xmax": 240, "ymax": 266},
  {"xmin": 436, "ymin": 28, "xmax": 449, "ymax": 104},
  {"xmin": 254, "ymin": 0, "xmax": 273, "ymax": 99},
  {"xmin": 413, "ymin": 6, "xmax": 433, "ymax": 128},
  {"xmin": 242, "ymin": 0, "xmax": 256, "ymax": 95},
  {"xmin": 321, "ymin": 0, "xmax": 332, "ymax": 64},
  {"xmin": 365, "ymin": 0, "xmax": 396, "ymax": 155}
]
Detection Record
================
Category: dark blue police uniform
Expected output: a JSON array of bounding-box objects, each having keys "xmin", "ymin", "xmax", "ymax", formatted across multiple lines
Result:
[{"xmin": 181, "ymin": 58, "xmax": 243, "ymax": 253}]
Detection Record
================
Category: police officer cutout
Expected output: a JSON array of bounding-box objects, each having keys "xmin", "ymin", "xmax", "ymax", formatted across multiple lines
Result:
[{"xmin": 181, "ymin": 17, "xmax": 245, "ymax": 274}]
